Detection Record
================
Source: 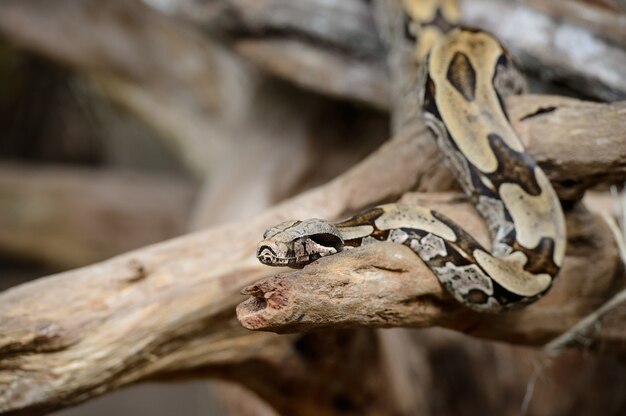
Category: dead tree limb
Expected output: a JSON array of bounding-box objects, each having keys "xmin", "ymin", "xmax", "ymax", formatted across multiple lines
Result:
[
  {"xmin": 408, "ymin": 94, "xmax": 626, "ymax": 198},
  {"xmin": 1, "ymin": 97, "xmax": 625, "ymax": 413},
  {"xmin": 517, "ymin": 0, "xmax": 626, "ymax": 48},
  {"xmin": 2, "ymin": 0, "xmax": 625, "ymax": 121},
  {"xmin": 0, "ymin": 2, "xmax": 624, "ymax": 415},
  {"xmin": 462, "ymin": 0, "xmax": 626, "ymax": 101},
  {"xmin": 0, "ymin": 163, "xmax": 194, "ymax": 269},
  {"xmin": 0, "ymin": 130, "xmax": 428, "ymax": 415},
  {"xmin": 233, "ymin": 39, "xmax": 389, "ymax": 110},
  {"xmin": 0, "ymin": 0, "xmax": 259, "ymax": 178},
  {"xmin": 163, "ymin": 0, "xmax": 626, "ymax": 101},
  {"xmin": 507, "ymin": 95, "xmax": 626, "ymax": 200},
  {"xmin": 237, "ymin": 192, "xmax": 624, "ymax": 349},
  {"xmin": 544, "ymin": 213, "xmax": 626, "ymax": 353}
]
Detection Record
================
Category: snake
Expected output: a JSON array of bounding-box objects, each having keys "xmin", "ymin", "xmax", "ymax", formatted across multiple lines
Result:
[{"xmin": 255, "ymin": 0, "xmax": 566, "ymax": 312}]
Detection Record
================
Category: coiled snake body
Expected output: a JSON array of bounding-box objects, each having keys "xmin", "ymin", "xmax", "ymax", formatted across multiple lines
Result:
[{"xmin": 256, "ymin": 0, "xmax": 566, "ymax": 312}]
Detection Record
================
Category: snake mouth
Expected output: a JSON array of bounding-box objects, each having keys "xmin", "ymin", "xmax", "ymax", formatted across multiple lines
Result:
[
  {"xmin": 257, "ymin": 246, "xmax": 296, "ymax": 266},
  {"xmin": 257, "ymin": 246, "xmax": 317, "ymax": 268}
]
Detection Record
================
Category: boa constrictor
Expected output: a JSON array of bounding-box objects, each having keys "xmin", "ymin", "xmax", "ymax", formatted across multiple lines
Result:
[{"xmin": 255, "ymin": 0, "xmax": 566, "ymax": 312}]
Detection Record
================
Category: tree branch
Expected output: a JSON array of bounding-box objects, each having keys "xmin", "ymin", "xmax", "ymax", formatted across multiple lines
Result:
[
  {"xmin": 399, "ymin": 94, "xmax": 626, "ymax": 199},
  {"xmin": 1, "ymin": 96, "xmax": 625, "ymax": 412},
  {"xmin": 0, "ymin": 163, "xmax": 194, "ymax": 269},
  {"xmin": 517, "ymin": 0, "xmax": 626, "ymax": 48},
  {"xmin": 0, "ymin": 130, "xmax": 424, "ymax": 414},
  {"xmin": 166, "ymin": 0, "xmax": 626, "ymax": 101},
  {"xmin": 3, "ymin": 0, "xmax": 625, "ymax": 119},
  {"xmin": 463, "ymin": 0, "xmax": 626, "ymax": 101},
  {"xmin": 507, "ymin": 95, "xmax": 626, "ymax": 200},
  {"xmin": 233, "ymin": 39, "xmax": 388, "ymax": 110},
  {"xmin": 544, "ymin": 212, "xmax": 626, "ymax": 353},
  {"xmin": 0, "ymin": 0, "xmax": 261, "ymax": 178},
  {"xmin": 1, "ymin": 1, "xmax": 624, "ymax": 414},
  {"xmin": 237, "ymin": 193, "xmax": 624, "ymax": 349}
]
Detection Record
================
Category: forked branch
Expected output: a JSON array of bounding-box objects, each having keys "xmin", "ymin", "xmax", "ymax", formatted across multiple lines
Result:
[
  {"xmin": 1, "ymin": 95, "xmax": 625, "ymax": 414},
  {"xmin": 237, "ymin": 193, "xmax": 624, "ymax": 349}
]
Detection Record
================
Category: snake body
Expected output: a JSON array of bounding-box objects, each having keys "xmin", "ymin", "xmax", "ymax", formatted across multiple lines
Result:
[{"xmin": 256, "ymin": 0, "xmax": 566, "ymax": 312}]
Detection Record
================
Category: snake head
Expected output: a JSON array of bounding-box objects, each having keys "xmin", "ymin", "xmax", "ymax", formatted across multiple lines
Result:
[{"xmin": 257, "ymin": 219, "xmax": 344, "ymax": 268}]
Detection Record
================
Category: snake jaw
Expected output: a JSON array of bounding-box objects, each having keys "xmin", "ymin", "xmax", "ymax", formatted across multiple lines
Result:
[
  {"xmin": 256, "ymin": 242, "xmax": 294, "ymax": 267},
  {"xmin": 256, "ymin": 238, "xmax": 340, "ymax": 268},
  {"xmin": 257, "ymin": 219, "xmax": 344, "ymax": 267}
]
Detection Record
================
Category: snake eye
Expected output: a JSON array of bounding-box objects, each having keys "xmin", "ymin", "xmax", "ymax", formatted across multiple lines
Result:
[{"xmin": 308, "ymin": 233, "xmax": 343, "ymax": 250}]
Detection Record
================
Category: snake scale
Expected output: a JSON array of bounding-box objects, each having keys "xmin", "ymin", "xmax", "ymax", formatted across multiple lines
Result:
[{"xmin": 255, "ymin": 0, "xmax": 566, "ymax": 312}]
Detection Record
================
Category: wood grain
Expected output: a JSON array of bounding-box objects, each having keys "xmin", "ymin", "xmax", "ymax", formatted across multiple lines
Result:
[{"xmin": 1, "ymin": 96, "xmax": 625, "ymax": 413}]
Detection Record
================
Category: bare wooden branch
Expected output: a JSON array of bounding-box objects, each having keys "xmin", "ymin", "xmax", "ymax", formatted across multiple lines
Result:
[
  {"xmin": 517, "ymin": 0, "xmax": 626, "ymax": 48},
  {"xmin": 0, "ymin": 0, "xmax": 260, "ymax": 178},
  {"xmin": 165, "ymin": 0, "xmax": 626, "ymax": 101},
  {"xmin": 0, "ymin": 163, "xmax": 194, "ymax": 269},
  {"xmin": 544, "ymin": 213, "xmax": 626, "ymax": 352},
  {"xmin": 507, "ymin": 95, "xmax": 626, "ymax": 200},
  {"xmin": 234, "ymin": 39, "xmax": 389, "ymax": 110},
  {"xmin": 169, "ymin": 0, "xmax": 383, "ymax": 58},
  {"xmin": 1, "ymin": 106, "xmax": 625, "ymax": 413},
  {"xmin": 237, "ymin": 193, "xmax": 624, "ymax": 349},
  {"xmin": 1, "ymin": 1, "xmax": 624, "ymax": 414},
  {"xmin": 409, "ymin": 94, "xmax": 626, "ymax": 197},
  {"xmin": 0, "ymin": 130, "xmax": 427, "ymax": 414},
  {"xmin": 463, "ymin": 0, "xmax": 626, "ymax": 101},
  {"xmin": 3, "ymin": 0, "xmax": 625, "ymax": 118}
]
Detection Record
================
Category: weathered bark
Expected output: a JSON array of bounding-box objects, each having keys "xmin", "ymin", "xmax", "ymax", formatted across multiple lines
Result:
[
  {"xmin": 1, "ymin": 1, "xmax": 625, "ymax": 414},
  {"xmin": 0, "ymin": 0, "xmax": 259, "ymax": 178},
  {"xmin": 412, "ymin": 94, "xmax": 626, "ymax": 199},
  {"xmin": 237, "ymin": 193, "xmax": 624, "ymax": 349},
  {"xmin": 0, "ymin": 163, "xmax": 195, "ymax": 269},
  {"xmin": 233, "ymin": 39, "xmax": 388, "ymax": 110},
  {"xmin": 1, "ymin": 103, "xmax": 625, "ymax": 413},
  {"xmin": 170, "ymin": 0, "xmax": 626, "ymax": 101},
  {"xmin": 517, "ymin": 0, "xmax": 626, "ymax": 47},
  {"xmin": 544, "ymin": 211, "xmax": 626, "ymax": 353},
  {"xmin": 506, "ymin": 95, "xmax": 626, "ymax": 200},
  {"xmin": 2, "ymin": 0, "xmax": 626, "ymax": 120},
  {"xmin": 0, "ymin": 132, "xmax": 420, "ymax": 414},
  {"xmin": 463, "ymin": 0, "xmax": 626, "ymax": 101},
  {"xmin": 2, "ymin": 97, "xmax": 622, "ymax": 268}
]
